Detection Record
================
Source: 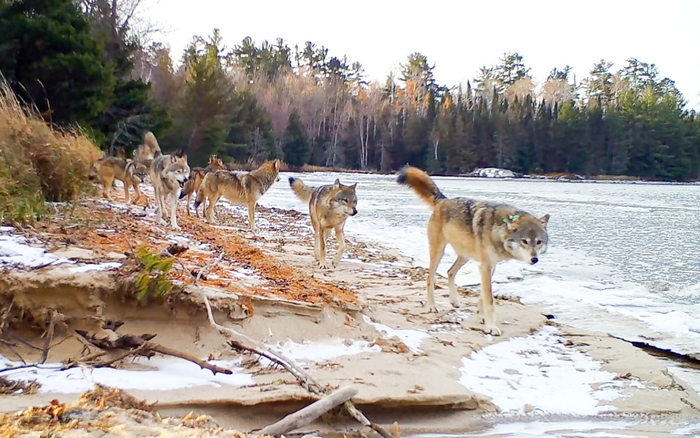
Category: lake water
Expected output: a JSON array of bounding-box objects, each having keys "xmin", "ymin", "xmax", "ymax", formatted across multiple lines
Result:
[{"xmin": 259, "ymin": 172, "xmax": 700, "ymax": 437}]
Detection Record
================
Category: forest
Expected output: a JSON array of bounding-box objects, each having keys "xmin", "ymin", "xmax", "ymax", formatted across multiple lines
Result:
[{"xmin": 1, "ymin": 0, "xmax": 699, "ymax": 181}]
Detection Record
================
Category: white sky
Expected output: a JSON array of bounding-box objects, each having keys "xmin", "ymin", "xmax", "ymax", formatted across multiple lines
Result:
[{"xmin": 144, "ymin": 0, "xmax": 700, "ymax": 110}]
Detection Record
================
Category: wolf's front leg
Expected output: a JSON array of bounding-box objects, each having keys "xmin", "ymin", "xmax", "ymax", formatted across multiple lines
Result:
[
  {"xmin": 317, "ymin": 229, "xmax": 332, "ymax": 270},
  {"xmin": 169, "ymin": 193, "xmax": 180, "ymax": 231},
  {"xmin": 247, "ymin": 201, "xmax": 257, "ymax": 232},
  {"xmin": 154, "ymin": 186, "xmax": 166, "ymax": 226},
  {"xmin": 478, "ymin": 262, "xmax": 501, "ymax": 336},
  {"xmin": 332, "ymin": 226, "xmax": 346, "ymax": 268}
]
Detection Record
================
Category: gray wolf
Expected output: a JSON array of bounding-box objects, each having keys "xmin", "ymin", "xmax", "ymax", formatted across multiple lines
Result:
[
  {"xmin": 179, "ymin": 156, "xmax": 226, "ymax": 217},
  {"xmin": 150, "ymin": 154, "xmax": 191, "ymax": 231},
  {"xmin": 193, "ymin": 159, "xmax": 281, "ymax": 231},
  {"xmin": 88, "ymin": 157, "xmax": 145, "ymax": 204},
  {"xmin": 133, "ymin": 131, "xmax": 162, "ymax": 167},
  {"xmin": 397, "ymin": 166, "xmax": 549, "ymax": 336},
  {"xmin": 289, "ymin": 177, "xmax": 358, "ymax": 270}
]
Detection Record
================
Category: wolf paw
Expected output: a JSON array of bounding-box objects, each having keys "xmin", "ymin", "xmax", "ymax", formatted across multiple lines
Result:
[
  {"xmin": 450, "ymin": 299, "xmax": 461, "ymax": 309},
  {"xmin": 171, "ymin": 224, "xmax": 181, "ymax": 231},
  {"xmin": 156, "ymin": 218, "xmax": 166, "ymax": 226},
  {"xmin": 485, "ymin": 325, "xmax": 502, "ymax": 336},
  {"xmin": 318, "ymin": 261, "xmax": 333, "ymax": 270},
  {"xmin": 427, "ymin": 305, "xmax": 439, "ymax": 313}
]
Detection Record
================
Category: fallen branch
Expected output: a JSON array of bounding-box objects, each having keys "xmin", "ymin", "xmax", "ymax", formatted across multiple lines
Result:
[
  {"xmin": 39, "ymin": 310, "xmax": 57, "ymax": 364},
  {"xmin": 201, "ymin": 292, "xmax": 392, "ymax": 438},
  {"xmin": 258, "ymin": 386, "xmax": 358, "ymax": 436},
  {"xmin": 146, "ymin": 343, "xmax": 232, "ymax": 375},
  {"xmin": 73, "ymin": 330, "xmax": 233, "ymax": 375},
  {"xmin": 0, "ymin": 299, "xmax": 13, "ymax": 336}
]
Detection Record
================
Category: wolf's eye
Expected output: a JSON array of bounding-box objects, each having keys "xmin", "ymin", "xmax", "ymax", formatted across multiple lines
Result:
[
  {"xmin": 521, "ymin": 239, "xmax": 528, "ymax": 245},
  {"xmin": 536, "ymin": 240, "xmax": 542, "ymax": 245},
  {"xmin": 342, "ymin": 199, "xmax": 348, "ymax": 204}
]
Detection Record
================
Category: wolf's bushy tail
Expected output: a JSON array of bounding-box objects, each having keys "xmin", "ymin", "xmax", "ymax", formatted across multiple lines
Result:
[
  {"xmin": 288, "ymin": 177, "xmax": 313, "ymax": 203},
  {"xmin": 143, "ymin": 131, "xmax": 161, "ymax": 156},
  {"xmin": 396, "ymin": 165, "xmax": 447, "ymax": 208}
]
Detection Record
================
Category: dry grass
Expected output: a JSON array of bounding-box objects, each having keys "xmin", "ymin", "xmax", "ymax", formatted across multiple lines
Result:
[{"xmin": 0, "ymin": 80, "xmax": 101, "ymax": 224}]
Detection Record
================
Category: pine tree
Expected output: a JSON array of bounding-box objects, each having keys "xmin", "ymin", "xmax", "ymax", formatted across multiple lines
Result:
[
  {"xmin": 283, "ymin": 109, "xmax": 310, "ymax": 167},
  {"xmin": 0, "ymin": 0, "xmax": 113, "ymax": 124}
]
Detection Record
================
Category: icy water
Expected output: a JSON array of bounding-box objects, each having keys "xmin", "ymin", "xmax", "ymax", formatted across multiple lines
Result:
[
  {"xmin": 260, "ymin": 172, "xmax": 700, "ymax": 437},
  {"xmin": 262, "ymin": 174, "xmax": 700, "ymax": 363}
]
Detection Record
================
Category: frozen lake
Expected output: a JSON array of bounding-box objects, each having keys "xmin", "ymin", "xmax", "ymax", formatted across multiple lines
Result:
[{"xmin": 262, "ymin": 172, "xmax": 700, "ymax": 378}]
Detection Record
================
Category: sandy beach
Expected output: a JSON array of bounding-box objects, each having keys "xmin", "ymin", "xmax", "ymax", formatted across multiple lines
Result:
[{"xmin": 1, "ymin": 184, "xmax": 700, "ymax": 437}]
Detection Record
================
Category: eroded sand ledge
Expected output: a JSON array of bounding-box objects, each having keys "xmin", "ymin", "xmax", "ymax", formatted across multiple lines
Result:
[{"xmin": 1, "ymin": 191, "xmax": 699, "ymax": 436}]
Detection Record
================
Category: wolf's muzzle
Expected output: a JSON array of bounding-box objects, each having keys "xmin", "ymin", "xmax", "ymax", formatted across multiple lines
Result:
[
  {"xmin": 351, "ymin": 208, "xmax": 358, "ymax": 216},
  {"xmin": 178, "ymin": 177, "xmax": 188, "ymax": 188},
  {"xmin": 530, "ymin": 257, "xmax": 538, "ymax": 264}
]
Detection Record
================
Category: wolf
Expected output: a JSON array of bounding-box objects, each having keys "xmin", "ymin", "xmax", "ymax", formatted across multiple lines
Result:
[
  {"xmin": 178, "ymin": 156, "xmax": 226, "ymax": 217},
  {"xmin": 150, "ymin": 154, "xmax": 190, "ymax": 231},
  {"xmin": 193, "ymin": 159, "xmax": 281, "ymax": 231},
  {"xmin": 88, "ymin": 157, "xmax": 144, "ymax": 204},
  {"xmin": 289, "ymin": 177, "xmax": 358, "ymax": 270},
  {"xmin": 133, "ymin": 131, "xmax": 162, "ymax": 167},
  {"xmin": 397, "ymin": 166, "xmax": 550, "ymax": 336}
]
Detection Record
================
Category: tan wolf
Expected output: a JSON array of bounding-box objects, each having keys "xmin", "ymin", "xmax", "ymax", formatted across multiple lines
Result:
[
  {"xmin": 150, "ymin": 154, "xmax": 190, "ymax": 231},
  {"xmin": 88, "ymin": 157, "xmax": 145, "ymax": 204},
  {"xmin": 133, "ymin": 131, "xmax": 162, "ymax": 166},
  {"xmin": 397, "ymin": 166, "xmax": 550, "ymax": 336},
  {"xmin": 178, "ymin": 156, "xmax": 226, "ymax": 217},
  {"xmin": 193, "ymin": 159, "xmax": 281, "ymax": 231},
  {"xmin": 289, "ymin": 177, "xmax": 358, "ymax": 270}
]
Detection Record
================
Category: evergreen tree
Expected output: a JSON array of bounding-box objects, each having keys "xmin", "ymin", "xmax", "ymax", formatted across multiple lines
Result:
[
  {"xmin": 0, "ymin": 0, "xmax": 113, "ymax": 124},
  {"xmin": 283, "ymin": 109, "xmax": 310, "ymax": 167}
]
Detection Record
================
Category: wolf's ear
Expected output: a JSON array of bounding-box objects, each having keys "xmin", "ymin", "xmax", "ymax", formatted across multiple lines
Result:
[
  {"xmin": 333, "ymin": 179, "xmax": 341, "ymax": 189},
  {"xmin": 180, "ymin": 154, "xmax": 188, "ymax": 163},
  {"xmin": 273, "ymin": 159, "xmax": 280, "ymax": 170},
  {"xmin": 349, "ymin": 183, "xmax": 357, "ymax": 191},
  {"xmin": 539, "ymin": 214, "xmax": 550, "ymax": 228}
]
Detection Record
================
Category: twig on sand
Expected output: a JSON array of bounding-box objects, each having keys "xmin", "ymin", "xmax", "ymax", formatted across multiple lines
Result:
[
  {"xmin": 195, "ymin": 252, "xmax": 225, "ymax": 286},
  {"xmin": 0, "ymin": 299, "xmax": 13, "ymax": 336},
  {"xmin": 258, "ymin": 386, "xmax": 358, "ymax": 436},
  {"xmin": 200, "ymin": 286, "xmax": 392, "ymax": 438},
  {"xmin": 38, "ymin": 310, "xmax": 57, "ymax": 364}
]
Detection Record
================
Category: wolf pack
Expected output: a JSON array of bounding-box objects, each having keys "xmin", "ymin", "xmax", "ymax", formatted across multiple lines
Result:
[{"xmin": 89, "ymin": 132, "xmax": 550, "ymax": 336}]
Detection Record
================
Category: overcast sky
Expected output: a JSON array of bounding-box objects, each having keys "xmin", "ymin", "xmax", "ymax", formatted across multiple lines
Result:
[{"xmin": 144, "ymin": 0, "xmax": 700, "ymax": 110}]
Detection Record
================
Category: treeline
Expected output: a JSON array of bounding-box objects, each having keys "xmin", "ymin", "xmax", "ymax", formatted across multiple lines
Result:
[{"xmin": 1, "ymin": 0, "xmax": 699, "ymax": 180}]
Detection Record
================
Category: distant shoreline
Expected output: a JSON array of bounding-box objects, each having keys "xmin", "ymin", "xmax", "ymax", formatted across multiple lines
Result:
[{"xmin": 226, "ymin": 161, "xmax": 700, "ymax": 185}]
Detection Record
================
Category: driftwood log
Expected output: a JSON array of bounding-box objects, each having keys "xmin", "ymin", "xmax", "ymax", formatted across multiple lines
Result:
[{"xmin": 257, "ymin": 386, "xmax": 359, "ymax": 436}]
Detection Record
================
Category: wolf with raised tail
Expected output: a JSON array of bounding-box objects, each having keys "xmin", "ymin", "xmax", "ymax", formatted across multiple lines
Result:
[
  {"xmin": 193, "ymin": 159, "xmax": 281, "ymax": 231},
  {"xmin": 150, "ymin": 154, "xmax": 190, "ymax": 231},
  {"xmin": 133, "ymin": 131, "xmax": 162, "ymax": 166},
  {"xmin": 397, "ymin": 166, "xmax": 550, "ymax": 336},
  {"xmin": 289, "ymin": 177, "xmax": 358, "ymax": 270}
]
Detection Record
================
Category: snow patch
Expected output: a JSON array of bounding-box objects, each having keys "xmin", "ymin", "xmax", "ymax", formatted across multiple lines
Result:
[
  {"xmin": 363, "ymin": 315, "xmax": 430, "ymax": 354},
  {"xmin": 458, "ymin": 326, "xmax": 627, "ymax": 415},
  {"xmin": 1, "ymin": 356, "xmax": 253, "ymax": 393}
]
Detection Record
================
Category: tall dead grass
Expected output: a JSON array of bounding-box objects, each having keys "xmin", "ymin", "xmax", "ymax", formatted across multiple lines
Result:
[{"xmin": 0, "ymin": 80, "xmax": 101, "ymax": 224}]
